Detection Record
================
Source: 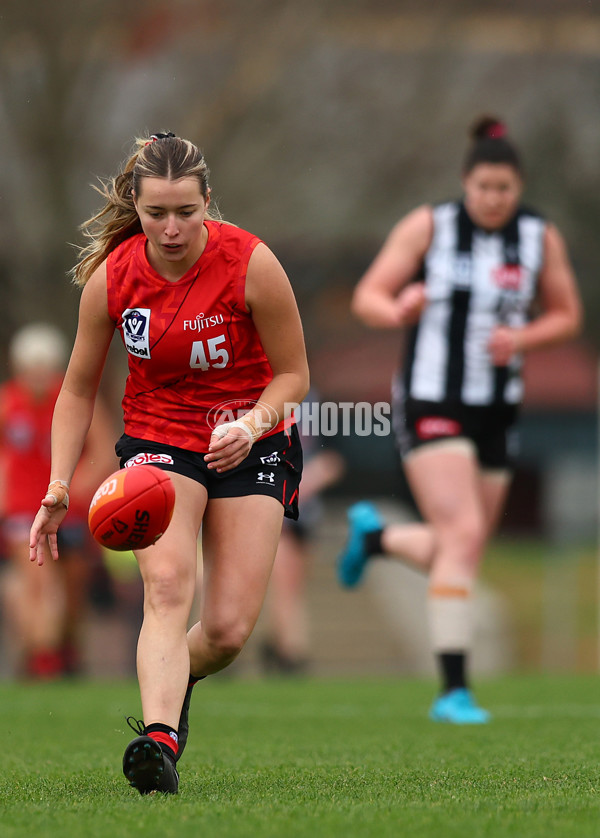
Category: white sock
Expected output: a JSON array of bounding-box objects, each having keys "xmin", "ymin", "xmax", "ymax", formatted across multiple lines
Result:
[{"xmin": 428, "ymin": 582, "xmax": 472, "ymax": 652}]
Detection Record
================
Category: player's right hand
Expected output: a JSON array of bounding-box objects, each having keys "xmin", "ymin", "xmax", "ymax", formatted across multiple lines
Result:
[{"xmin": 29, "ymin": 485, "xmax": 69, "ymax": 566}]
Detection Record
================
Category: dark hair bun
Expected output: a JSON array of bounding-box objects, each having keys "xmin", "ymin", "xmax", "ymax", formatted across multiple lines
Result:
[{"xmin": 470, "ymin": 115, "xmax": 507, "ymax": 141}]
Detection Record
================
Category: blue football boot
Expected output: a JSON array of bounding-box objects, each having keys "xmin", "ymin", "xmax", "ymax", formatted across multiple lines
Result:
[
  {"xmin": 336, "ymin": 501, "xmax": 384, "ymax": 588},
  {"xmin": 429, "ymin": 688, "xmax": 491, "ymax": 724}
]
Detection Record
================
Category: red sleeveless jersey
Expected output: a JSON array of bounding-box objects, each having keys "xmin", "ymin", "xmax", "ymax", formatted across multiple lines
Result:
[
  {"xmin": 0, "ymin": 377, "xmax": 61, "ymax": 515},
  {"xmin": 106, "ymin": 221, "xmax": 282, "ymax": 452}
]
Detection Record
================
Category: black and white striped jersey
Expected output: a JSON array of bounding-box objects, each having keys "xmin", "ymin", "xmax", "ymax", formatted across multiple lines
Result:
[{"xmin": 403, "ymin": 201, "xmax": 546, "ymax": 406}]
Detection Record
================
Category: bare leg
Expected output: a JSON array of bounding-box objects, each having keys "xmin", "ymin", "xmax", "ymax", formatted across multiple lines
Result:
[
  {"xmin": 265, "ymin": 526, "xmax": 310, "ymax": 663},
  {"xmin": 381, "ymin": 522, "xmax": 436, "ymax": 573},
  {"xmin": 59, "ymin": 541, "xmax": 93, "ymax": 672},
  {"xmin": 399, "ymin": 442, "xmax": 511, "ymax": 719},
  {"xmin": 187, "ymin": 495, "xmax": 284, "ymax": 677},
  {"xmin": 134, "ymin": 473, "xmax": 206, "ymax": 729},
  {"xmin": 381, "ymin": 452, "xmax": 510, "ymax": 576},
  {"xmin": 405, "ymin": 445, "xmax": 489, "ymax": 589},
  {"xmin": 3, "ymin": 538, "xmax": 65, "ymax": 676}
]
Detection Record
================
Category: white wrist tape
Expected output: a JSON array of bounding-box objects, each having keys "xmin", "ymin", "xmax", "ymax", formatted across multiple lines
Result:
[
  {"xmin": 46, "ymin": 480, "xmax": 70, "ymax": 510},
  {"xmin": 212, "ymin": 415, "xmax": 262, "ymax": 442}
]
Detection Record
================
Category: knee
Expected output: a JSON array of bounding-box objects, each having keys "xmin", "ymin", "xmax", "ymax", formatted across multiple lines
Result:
[
  {"xmin": 459, "ymin": 517, "xmax": 487, "ymax": 555},
  {"xmin": 204, "ymin": 619, "xmax": 252, "ymax": 664},
  {"xmin": 438, "ymin": 516, "xmax": 487, "ymax": 567},
  {"xmin": 143, "ymin": 565, "xmax": 193, "ymax": 613}
]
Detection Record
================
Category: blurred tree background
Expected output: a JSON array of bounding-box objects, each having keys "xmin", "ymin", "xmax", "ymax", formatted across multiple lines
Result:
[
  {"xmin": 1, "ymin": 0, "xmax": 598, "ymax": 353},
  {"xmin": 1, "ymin": 0, "xmax": 599, "ymax": 673},
  {"xmin": 0, "ymin": 0, "xmax": 598, "ymax": 480}
]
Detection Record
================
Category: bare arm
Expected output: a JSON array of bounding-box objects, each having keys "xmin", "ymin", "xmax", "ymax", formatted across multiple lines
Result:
[
  {"xmin": 352, "ymin": 205, "xmax": 434, "ymax": 328},
  {"xmin": 29, "ymin": 264, "xmax": 115, "ymax": 563},
  {"xmin": 205, "ymin": 243, "xmax": 309, "ymax": 472},
  {"xmin": 488, "ymin": 223, "xmax": 583, "ymax": 365}
]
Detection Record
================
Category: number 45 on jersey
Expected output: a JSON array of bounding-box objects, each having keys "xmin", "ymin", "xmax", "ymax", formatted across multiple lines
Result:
[{"xmin": 189, "ymin": 335, "xmax": 230, "ymax": 370}]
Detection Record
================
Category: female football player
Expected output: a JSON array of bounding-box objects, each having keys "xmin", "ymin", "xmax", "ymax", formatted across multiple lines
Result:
[{"xmin": 30, "ymin": 133, "xmax": 309, "ymax": 793}]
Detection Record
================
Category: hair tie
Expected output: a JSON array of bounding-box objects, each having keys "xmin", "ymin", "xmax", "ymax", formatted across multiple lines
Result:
[
  {"xmin": 486, "ymin": 122, "xmax": 507, "ymax": 140},
  {"xmin": 144, "ymin": 132, "xmax": 176, "ymax": 146}
]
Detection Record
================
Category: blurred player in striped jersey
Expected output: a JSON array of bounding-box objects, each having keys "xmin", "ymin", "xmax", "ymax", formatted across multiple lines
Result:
[{"xmin": 337, "ymin": 116, "xmax": 582, "ymax": 723}]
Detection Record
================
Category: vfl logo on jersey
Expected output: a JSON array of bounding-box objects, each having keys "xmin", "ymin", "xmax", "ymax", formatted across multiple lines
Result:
[{"xmin": 122, "ymin": 308, "xmax": 151, "ymax": 358}]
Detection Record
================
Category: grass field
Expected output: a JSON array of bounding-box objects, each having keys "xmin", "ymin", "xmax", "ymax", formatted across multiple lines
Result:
[{"xmin": 1, "ymin": 675, "xmax": 600, "ymax": 838}]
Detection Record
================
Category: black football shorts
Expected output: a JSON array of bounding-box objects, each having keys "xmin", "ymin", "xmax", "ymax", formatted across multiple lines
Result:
[
  {"xmin": 393, "ymin": 396, "xmax": 519, "ymax": 470},
  {"xmin": 115, "ymin": 424, "xmax": 303, "ymax": 520}
]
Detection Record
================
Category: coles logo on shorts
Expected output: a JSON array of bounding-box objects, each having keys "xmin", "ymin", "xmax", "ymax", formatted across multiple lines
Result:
[
  {"xmin": 416, "ymin": 416, "xmax": 462, "ymax": 440},
  {"xmin": 124, "ymin": 452, "xmax": 174, "ymax": 468}
]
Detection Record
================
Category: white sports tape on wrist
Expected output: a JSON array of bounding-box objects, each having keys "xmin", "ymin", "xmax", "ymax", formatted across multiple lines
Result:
[
  {"xmin": 46, "ymin": 480, "xmax": 70, "ymax": 510},
  {"xmin": 212, "ymin": 415, "xmax": 262, "ymax": 442}
]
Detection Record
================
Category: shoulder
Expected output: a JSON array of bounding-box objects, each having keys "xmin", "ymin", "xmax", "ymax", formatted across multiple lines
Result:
[
  {"xmin": 386, "ymin": 204, "xmax": 435, "ymax": 252},
  {"xmin": 432, "ymin": 200, "xmax": 460, "ymax": 222},
  {"xmin": 246, "ymin": 242, "xmax": 294, "ymax": 312},
  {"xmin": 107, "ymin": 233, "xmax": 144, "ymax": 271},
  {"xmin": 111, "ymin": 233, "xmax": 144, "ymax": 256},
  {"xmin": 541, "ymin": 221, "xmax": 569, "ymax": 258},
  {"xmin": 516, "ymin": 205, "xmax": 547, "ymax": 240},
  {"xmin": 396, "ymin": 203, "xmax": 435, "ymax": 229},
  {"xmin": 207, "ymin": 220, "xmax": 262, "ymax": 256},
  {"xmin": 81, "ymin": 261, "xmax": 110, "ymax": 320},
  {"xmin": 246, "ymin": 241, "xmax": 286, "ymax": 284}
]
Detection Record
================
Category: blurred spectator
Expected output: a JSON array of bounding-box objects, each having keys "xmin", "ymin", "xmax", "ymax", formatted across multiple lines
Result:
[
  {"xmin": 261, "ymin": 392, "xmax": 345, "ymax": 674},
  {"xmin": 0, "ymin": 322, "xmax": 116, "ymax": 678}
]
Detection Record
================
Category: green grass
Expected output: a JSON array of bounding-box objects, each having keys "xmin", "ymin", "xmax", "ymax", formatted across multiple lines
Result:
[{"xmin": 2, "ymin": 675, "xmax": 600, "ymax": 837}]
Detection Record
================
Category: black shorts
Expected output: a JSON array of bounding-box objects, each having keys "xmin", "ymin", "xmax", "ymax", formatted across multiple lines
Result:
[
  {"xmin": 393, "ymin": 396, "xmax": 519, "ymax": 470},
  {"xmin": 115, "ymin": 424, "xmax": 303, "ymax": 520}
]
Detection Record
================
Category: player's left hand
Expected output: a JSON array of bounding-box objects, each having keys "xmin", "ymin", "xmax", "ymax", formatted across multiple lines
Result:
[
  {"xmin": 488, "ymin": 326, "xmax": 522, "ymax": 366},
  {"xmin": 395, "ymin": 282, "xmax": 427, "ymax": 326},
  {"xmin": 205, "ymin": 420, "xmax": 255, "ymax": 472}
]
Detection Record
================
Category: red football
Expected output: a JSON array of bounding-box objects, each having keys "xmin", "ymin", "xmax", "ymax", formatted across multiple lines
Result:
[{"xmin": 88, "ymin": 465, "xmax": 175, "ymax": 551}]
